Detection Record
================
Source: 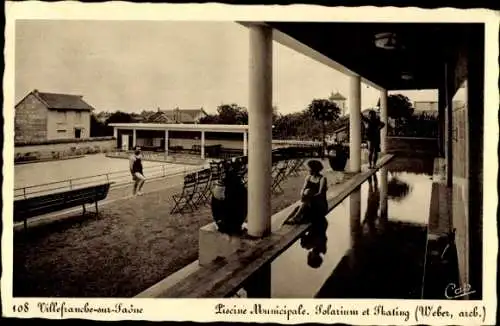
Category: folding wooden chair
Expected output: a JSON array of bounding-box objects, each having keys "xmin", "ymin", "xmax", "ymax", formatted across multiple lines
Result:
[
  {"xmin": 193, "ymin": 168, "xmax": 213, "ymax": 207},
  {"xmin": 291, "ymin": 158, "xmax": 307, "ymax": 176},
  {"xmin": 284, "ymin": 159, "xmax": 297, "ymax": 177},
  {"xmin": 285, "ymin": 158, "xmax": 299, "ymax": 177},
  {"xmin": 170, "ymin": 173, "xmax": 198, "ymax": 214},
  {"xmin": 271, "ymin": 161, "xmax": 289, "ymax": 194}
]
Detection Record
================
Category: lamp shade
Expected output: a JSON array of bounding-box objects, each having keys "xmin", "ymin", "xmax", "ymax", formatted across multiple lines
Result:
[{"xmin": 374, "ymin": 32, "xmax": 397, "ymax": 50}]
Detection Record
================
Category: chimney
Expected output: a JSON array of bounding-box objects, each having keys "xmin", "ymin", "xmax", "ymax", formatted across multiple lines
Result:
[
  {"xmin": 33, "ymin": 89, "xmax": 39, "ymax": 94},
  {"xmin": 157, "ymin": 107, "xmax": 161, "ymax": 112}
]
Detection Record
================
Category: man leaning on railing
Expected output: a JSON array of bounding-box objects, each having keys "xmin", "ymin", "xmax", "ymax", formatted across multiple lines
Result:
[{"xmin": 130, "ymin": 147, "xmax": 146, "ymax": 196}]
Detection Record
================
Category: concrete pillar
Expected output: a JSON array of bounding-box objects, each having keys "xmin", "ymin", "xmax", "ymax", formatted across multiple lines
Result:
[
  {"xmin": 247, "ymin": 24, "xmax": 273, "ymax": 238},
  {"xmin": 132, "ymin": 129, "xmax": 137, "ymax": 149},
  {"xmin": 113, "ymin": 128, "xmax": 118, "ymax": 149},
  {"xmin": 380, "ymin": 89, "xmax": 388, "ymax": 154},
  {"xmin": 201, "ymin": 131, "xmax": 205, "ymax": 159},
  {"xmin": 243, "ymin": 131, "xmax": 248, "ymax": 156},
  {"xmin": 349, "ymin": 75, "xmax": 361, "ymax": 172},
  {"xmin": 164, "ymin": 129, "xmax": 169, "ymax": 156}
]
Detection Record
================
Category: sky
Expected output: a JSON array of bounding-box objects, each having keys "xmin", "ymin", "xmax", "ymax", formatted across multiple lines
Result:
[{"xmin": 15, "ymin": 20, "xmax": 437, "ymax": 115}]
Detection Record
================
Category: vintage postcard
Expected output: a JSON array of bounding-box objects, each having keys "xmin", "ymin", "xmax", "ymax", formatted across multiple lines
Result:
[{"xmin": 2, "ymin": 2, "xmax": 498, "ymax": 324}]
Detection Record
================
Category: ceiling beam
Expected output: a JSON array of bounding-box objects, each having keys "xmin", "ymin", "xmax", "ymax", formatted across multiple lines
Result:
[{"xmin": 237, "ymin": 21, "xmax": 386, "ymax": 91}]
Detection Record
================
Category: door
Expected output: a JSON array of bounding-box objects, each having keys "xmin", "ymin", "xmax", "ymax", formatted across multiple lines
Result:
[
  {"xmin": 121, "ymin": 134, "xmax": 130, "ymax": 151},
  {"xmin": 74, "ymin": 128, "xmax": 82, "ymax": 139}
]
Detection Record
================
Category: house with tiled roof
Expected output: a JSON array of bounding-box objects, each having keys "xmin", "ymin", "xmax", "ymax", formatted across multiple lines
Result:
[
  {"xmin": 15, "ymin": 89, "xmax": 94, "ymax": 142},
  {"xmin": 146, "ymin": 107, "xmax": 208, "ymax": 124}
]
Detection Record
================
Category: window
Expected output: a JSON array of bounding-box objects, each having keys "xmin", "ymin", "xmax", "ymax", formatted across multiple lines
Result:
[{"xmin": 57, "ymin": 130, "xmax": 66, "ymax": 133}]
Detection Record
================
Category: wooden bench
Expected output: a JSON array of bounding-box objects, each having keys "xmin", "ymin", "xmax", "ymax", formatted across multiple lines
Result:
[{"xmin": 14, "ymin": 183, "xmax": 113, "ymax": 232}]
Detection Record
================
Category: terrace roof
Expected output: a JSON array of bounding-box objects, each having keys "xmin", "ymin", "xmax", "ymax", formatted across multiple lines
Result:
[
  {"xmin": 266, "ymin": 22, "xmax": 482, "ymax": 91},
  {"xmin": 109, "ymin": 123, "xmax": 248, "ymax": 133}
]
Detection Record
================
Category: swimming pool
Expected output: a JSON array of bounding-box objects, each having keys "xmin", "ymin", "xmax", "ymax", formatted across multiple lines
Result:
[{"xmin": 267, "ymin": 155, "xmax": 435, "ymax": 299}]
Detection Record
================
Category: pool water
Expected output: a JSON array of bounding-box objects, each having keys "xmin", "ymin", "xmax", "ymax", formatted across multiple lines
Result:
[
  {"xmin": 269, "ymin": 156, "xmax": 435, "ymax": 299},
  {"xmin": 14, "ymin": 154, "xmax": 167, "ymax": 188}
]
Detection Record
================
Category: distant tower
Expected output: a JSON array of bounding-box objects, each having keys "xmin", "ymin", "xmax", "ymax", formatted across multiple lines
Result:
[{"xmin": 328, "ymin": 91, "xmax": 347, "ymax": 116}]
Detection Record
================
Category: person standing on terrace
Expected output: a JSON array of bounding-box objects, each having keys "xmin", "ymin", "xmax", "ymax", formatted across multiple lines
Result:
[
  {"xmin": 361, "ymin": 110, "xmax": 386, "ymax": 169},
  {"xmin": 130, "ymin": 147, "xmax": 146, "ymax": 196}
]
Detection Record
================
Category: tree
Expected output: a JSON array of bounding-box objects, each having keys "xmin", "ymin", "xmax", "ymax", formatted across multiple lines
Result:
[
  {"xmin": 272, "ymin": 106, "xmax": 280, "ymax": 124},
  {"xmin": 378, "ymin": 94, "xmax": 414, "ymax": 120},
  {"xmin": 218, "ymin": 104, "xmax": 248, "ymax": 124},
  {"xmin": 90, "ymin": 114, "xmax": 113, "ymax": 136},
  {"xmin": 198, "ymin": 114, "xmax": 220, "ymax": 124},
  {"xmin": 105, "ymin": 111, "xmax": 134, "ymax": 124},
  {"xmin": 199, "ymin": 103, "xmax": 248, "ymax": 125},
  {"xmin": 307, "ymin": 99, "xmax": 341, "ymax": 156},
  {"xmin": 273, "ymin": 112, "xmax": 304, "ymax": 139}
]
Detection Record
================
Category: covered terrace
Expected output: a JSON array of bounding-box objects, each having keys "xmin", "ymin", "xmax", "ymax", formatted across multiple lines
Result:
[
  {"xmin": 136, "ymin": 22, "xmax": 484, "ymax": 299},
  {"xmin": 109, "ymin": 122, "xmax": 249, "ymax": 159}
]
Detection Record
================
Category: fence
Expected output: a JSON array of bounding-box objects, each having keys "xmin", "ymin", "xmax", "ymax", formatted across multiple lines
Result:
[
  {"xmin": 14, "ymin": 142, "xmax": 323, "ymax": 201},
  {"xmin": 14, "ymin": 163, "xmax": 200, "ymax": 200},
  {"xmin": 105, "ymin": 150, "xmax": 208, "ymax": 165}
]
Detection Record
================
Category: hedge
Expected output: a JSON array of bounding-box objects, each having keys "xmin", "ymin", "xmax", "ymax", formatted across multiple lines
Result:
[{"xmin": 15, "ymin": 136, "xmax": 116, "ymax": 147}]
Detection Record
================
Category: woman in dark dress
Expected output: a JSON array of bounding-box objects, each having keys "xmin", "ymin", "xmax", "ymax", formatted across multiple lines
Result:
[{"xmin": 285, "ymin": 160, "xmax": 328, "ymax": 224}]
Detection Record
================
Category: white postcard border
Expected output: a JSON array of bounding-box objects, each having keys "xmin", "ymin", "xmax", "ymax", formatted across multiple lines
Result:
[{"xmin": 2, "ymin": 2, "xmax": 499, "ymax": 324}]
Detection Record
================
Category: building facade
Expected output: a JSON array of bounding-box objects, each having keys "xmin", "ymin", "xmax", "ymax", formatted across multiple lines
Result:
[{"xmin": 15, "ymin": 89, "xmax": 94, "ymax": 142}]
